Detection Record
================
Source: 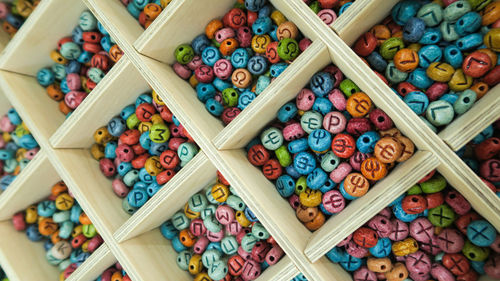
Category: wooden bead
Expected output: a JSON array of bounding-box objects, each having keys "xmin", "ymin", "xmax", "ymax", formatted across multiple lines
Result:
[
  {"xmin": 448, "ymin": 69, "xmax": 473, "ymax": 91},
  {"xmin": 361, "ymin": 157, "xmax": 387, "ymax": 181},
  {"xmin": 393, "ymin": 48, "xmax": 419, "ymax": 72},
  {"xmin": 346, "ymin": 92, "xmax": 372, "ymax": 118},
  {"xmin": 426, "ymin": 62, "xmax": 455, "ymax": 82},
  {"xmin": 462, "ymin": 51, "xmax": 492, "ymax": 78},
  {"xmin": 484, "ymin": 28, "xmax": 500, "ymax": 52},
  {"xmin": 343, "ymin": 173, "xmax": 369, "ymax": 197},
  {"xmin": 276, "ymin": 21, "xmax": 299, "ymax": 40},
  {"xmin": 370, "ymin": 25, "xmax": 391, "ymax": 46},
  {"xmin": 374, "ymin": 137, "xmax": 403, "ymax": 164}
]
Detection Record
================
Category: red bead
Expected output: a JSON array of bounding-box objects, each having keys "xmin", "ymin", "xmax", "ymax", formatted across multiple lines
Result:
[
  {"xmin": 346, "ymin": 118, "xmax": 372, "ymax": 137},
  {"xmin": 120, "ymin": 130, "xmax": 141, "ymax": 145},
  {"xmin": 221, "ymin": 107, "xmax": 241, "ymax": 125},
  {"xmin": 425, "ymin": 192, "xmax": 444, "ymax": 209},
  {"xmin": 246, "ymin": 10, "xmax": 258, "ymax": 27},
  {"xmin": 91, "ymin": 54, "xmax": 110, "ymax": 71},
  {"xmin": 71, "ymin": 234, "xmax": 87, "ymax": 248},
  {"xmin": 168, "ymin": 137, "xmax": 186, "ymax": 151},
  {"xmin": 83, "ymin": 42, "xmax": 102, "ymax": 53},
  {"xmin": 332, "ymin": 133, "xmax": 356, "ymax": 158},
  {"xmin": 369, "ymin": 109, "xmax": 393, "ymax": 131},
  {"xmin": 475, "ymin": 137, "xmax": 500, "ymax": 160},
  {"xmin": 99, "ymin": 158, "xmax": 116, "ymax": 177},
  {"xmin": 159, "ymin": 150, "xmax": 179, "ymax": 169},
  {"xmin": 248, "ymin": 144, "xmax": 270, "ymax": 166},
  {"xmin": 158, "ymin": 105, "xmax": 173, "ymax": 122},
  {"xmin": 265, "ymin": 41, "xmax": 280, "ymax": 64},
  {"xmin": 87, "ymin": 235, "xmax": 103, "ymax": 253},
  {"xmin": 265, "ymin": 245, "xmax": 284, "ymax": 265},
  {"xmin": 397, "ymin": 82, "xmax": 418, "ymax": 97},
  {"xmin": 223, "ymin": 8, "xmax": 247, "ymax": 29},
  {"xmin": 426, "ymin": 82, "xmax": 448, "ymax": 101},
  {"xmin": 454, "ymin": 212, "xmax": 481, "ymax": 235},
  {"xmin": 418, "ymin": 169, "xmax": 436, "ymax": 184},
  {"xmin": 442, "ymin": 253, "xmax": 470, "ymax": 275},
  {"xmin": 82, "ymin": 31, "xmax": 103, "ymax": 43},
  {"xmin": 251, "ymin": 241, "xmax": 271, "ymax": 262},
  {"xmin": 132, "ymin": 143, "xmax": 146, "ymax": 155},
  {"xmin": 156, "ymin": 169, "xmax": 176, "ymax": 185},
  {"xmin": 12, "ymin": 212, "xmax": 26, "ymax": 231},
  {"xmin": 402, "ymin": 195, "xmax": 427, "ymax": 214},
  {"xmin": 131, "ymin": 153, "xmax": 148, "ymax": 169},
  {"xmin": 318, "ymin": 0, "xmax": 339, "ymax": 8},
  {"xmin": 57, "ymin": 37, "xmax": 73, "ymax": 50},
  {"xmin": 217, "ymin": 170, "xmax": 230, "ymax": 186},
  {"xmin": 116, "ymin": 144, "xmax": 135, "ymax": 162},
  {"xmin": 353, "ymin": 227, "xmax": 378, "ymax": 248},
  {"xmin": 457, "ymin": 270, "xmax": 478, "ymax": 281},
  {"xmin": 480, "ymin": 159, "xmax": 500, "ymax": 182},
  {"xmin": 445, "ymin": 190, "xmax": 471, "ymax": 215},
  {"xmin": 228, "ymin": 255, "xmax": 245, "ymax": 276},
  {"xmin": 482, "ymin": 65, "xmax": 500, "ymax": 86},
  {"xmin": 462, "ymin": 51, "xmax": 492, "ymax": 78},
  {"xmin": 262, "ymin": 159, "xmax": 282, "ymax": 180},
  {"xmin": 353, "ymin": 32, "xmax": 377, "ymax": 57}
]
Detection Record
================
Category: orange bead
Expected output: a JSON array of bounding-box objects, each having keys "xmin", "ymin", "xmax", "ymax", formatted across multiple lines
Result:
[
  {"xmin": 39, "ymin": 218, "xmax": 58, "ymax": 236},
  {"xmin": 394, "ymin": 48, "xmax": 419, "ymax": 73},
  {"xmin": 79, "ymin": 213, "xmax": 92, "ymax": 225},
  {"xmin": 346, "ymin": 92, "xmax": 372, "ymax": 117},
  {"xmin": 231, "ymin": 68, "xmax": 252, "ymax": 88},
  {"xmin": 296, "ymin": 205, "xmax": 318, "ymax": 223},
  {"xmin": 220, "ymin": 38, "xmax": 239, "ymax": 56},
  {"xmin": 276, "ymin": 21, "xmax": 299, "ymax": 40},
  {"xmin": 59, "ymin": 100, "xmax": 72, "ymax": 115},
  {"xmin": 343, "ymin": 173, "xmax": 370, "ymax": 197},
  {"xmin": 2, "ymin": 21, "xmax": 17, "ymax": 36},
  {"xmin": 374, "ymin": 137, "xmax": 403, "ymax": 164},
  {"xmin": 111, "ymin": 271, "xmax": 123, "ymax": 281},
  {"xmin": 469, "ymin": 82, "xmax": 489, "ymax": 99},
  {"xmin": 205, "ymin": 19, "xmax": 224, "ymax": 39},
  {"xmin": 47, "ymin": 84, "xmax": 64, "ymax": 101},
  {"xmin": 179, "ymin": 229, "xmax": 197, "ymax": 247},
  {"xmin": 51, "ymin": 181, "xmax": 68, "ymax": 197},
  {"xmin": 144, "ymin": 3, "xmax": 162, "ymax": 21},
  {"xmin": 304, "ymin": 211, "xmax": 325, "ymax": 231},
  {"xmin": 481, "ymin": 2, "xmax": 500, "ymax": 26},
  {"xmin": 51, "ymin": 230, "xmax": 63, "ymax": 244},
  {"xmin": 109, "ymin": 45, "xmax": 124, "ymax": 63},
  {"xmin": 370, "ymin": 25, "xmax": 391, "ymax": 46},
  {"xmin": 395, "ymin": 136, "xmax": 415, "ymax": 162},
  {"xmin": 361, "ymin": 157, "xmax": 388, "ymax": 181}
]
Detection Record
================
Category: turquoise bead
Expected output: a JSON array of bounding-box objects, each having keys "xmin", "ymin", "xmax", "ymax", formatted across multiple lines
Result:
[
  {"xmin": 385, "ymin": 62, "xmax": 408, "ymax": 84},
  {"xmin": 177, "ymin": 142, "xmax": 199, "ymax": 166},
  {"xmin": 60, "ymin": 42, "xmax": 82, "ymax": 60},
  {"xmin": 172, "ymin": 212, "xmax": 190, "ymax": 230},
  {"xmin": 407, "ymin": 68, "xmax": 433, "ymax": 89},
  {"xmin": 241, "ymin": 233, "xmax": 258, "ymax": 252},
  {"xmin": 58, "ymin": 221, "xmax": 74, "ymax": 239},
  {"xmin": 88, "ymin": 67, "xmax": 106, "ymax": 83},
  {"xmin": 455, "ymin": 12, "xmax": 482, "ymax": 36},
  {"xmin": 202, "ymin": 249, "xmax": 222, "ymax": 268},
  {"xmin": 256, "ymin": 76, "xmax": 271, "ymax": 95},
  {"xmin": 426, "ymin": 100, "xmax": 455, "ymax": 127},
  {"xmin": 260, "ymin": 127, "xmax": 284, "ymax": 151},
  {"xmin": 453, "ymin": 89, "xmax": 476, "ymax": 115},
  {"xmin": 171, "ymin": 236, "xmax": 187, "ymax": 252},
  {"xmin": 300, "ymin": 111, "xmax": 323, "ymax": 134},
  {"xmin": 46, "ymin": 251, "xmax": 63, "ymax": 266},
  {"xmin": 205, "ymin": 187, "xmax": 218, "ymax": 204},
  {"xmin": 127, "ymin": 188, "xmax": 148, "ymax": 208},
  {"xmin": 443, "ymin": 0, "xmax": 471, "ymax": 22},
  {"xmin": 221, "ymin": 236, "xmax": 238, "ymax": 255},
  {"xmin": 456, "ymin": 33, "xmax": 483, "ymax": 51},
  {"xmin": 208, "ymin": 260, "xmax": 229, "ymax": 280},
  {"xmin": 51, "ymin": 63, "xmax": 66, "ymax": 80},
  {"xmin": 52, "ymin": 211, "xmax": 70, "ymax": 223},
  {"xmin": 252, "ymin": 222, "xmax": 270, "ymax": 240},
  {"xmin": 201, "ymin": 204, "xmax": 217, "ymax": 220},
  {"xmin": 417, "ymin": 3, "xmax": 443, "ymax": 27},
  {"xmin": 226, "ymin": 195, "xmax": 246, "ymax": 211},
  {"xmin": 420, "ymin": 116, "xmax": 438, "ymax": 132},
  {"xmin": 58, "ymin": 259, "xmax": 72, "ymax": 271},
  {"xmin": 440, "ymin": 21, "xmax": 459, "ymax": 41},
  {"xmin": 123, "ymin": 170, "xmax": 140, "ymax": 187},
  {"xmin": 204, "ymin": 215, "xmax": 222, "ymax": 233},
  {"xmin": 176, "ymin": 250, "xmax": 192, "ymax": 271},
  {"xmin": 160, "ymin": 220, "xmax": 178, "ymax": 240},
  {"xmin": 3, "ymin": 159, "xmax": 17, "ymax": 173},
  {"xmin": 467, "ymin": 220, "xmax": 496, "ymax": 247},
  {"xmin": 188, "ymin": 193, "xmax": 207, "ymax": 213},
  {"xmin": 79, "ymin": 11, "xmax": 98, "ymax": 31}
]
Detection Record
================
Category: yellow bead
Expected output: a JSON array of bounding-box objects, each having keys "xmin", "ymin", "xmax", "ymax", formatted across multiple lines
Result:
[
  {"xmin": 392, "ymin": 238, "xmax": 419, "ymax": 256},
  {"xmin": 152, "ymin": 90, "xmax": 165, "ymax": 106},
  {"xmin": 90, "ymin": 143, "xmax": 105, "ymax": 160},
  {"xmin": 251, "ymin": 35, "xmax": 271, "ymax": 54},
  {"xmin": 50, "ymin": 50, "xmax": 68, "ymax": 64},
  {"xmin": 14, "ymin": 125, "xmax": 29, "ymax": 138},
  {"xmin": 2, "ymin": 132, "xmax": 11, "ymax": 142},
  {"xmin": 72, "ymin": 225, "xmax": 83, "ymax": 238},
  {"xmin": 189, "ymin": 74, "xmax": 199, "ymax": 88},
  {"xmin": 448, "ymin": 69, "xmax": 473, "ymax": 91},
  {"xmin": 160, "ymin": 0, "xmax": 172, "ymax": 8},
  {"xmin": 21, "ymin": 122, "xmax": 29, "ymax": 132},
  {"xmin": 299, "ymin": 188, "xmax": 322, "ymax": 207},
  {"xmin": 59, "ymin": 272, "xmax": 65, "ymax": 281},
  {"xmin": 189, "ymin": 254, "xmax": 203, "ymax": 275},
  {"xmin": 407, "ymin": 43, "xmax": 422, "ymax": 53},
  {"xmin": 426, "ymin": 62, "xmax": 455, "ymax": 82},
  {"xmin": 211, "ymin": 183, "xmax": 229, "ymax": 203},
  {"xmin": 16, "ymin": 148, "xmax": 27, "ymax": 161},
  {"xmin": 93, "ymin": 126, "xmax": 113, "ymax": 145},
  {"xmin": 145, "ymin": 156, "xmax": 164, "ymax": 176},
  {"xmin": 194, "ymin": 273, "xmax": 212, "ymax": 281},
  {"xmin": 484, "ymin": 28, "xmax": 500, "ymax": 52},
  {"xmin": 25, "ymin": 205, "xmax": 38, "ymax": 224},
  {"xmin": 150, "ymin": 114, "xmax": 165, "ymax": 125},
  {"xmin": 184, "ymin": 202, "xmax": 200, "ymax": 220},
  {"xmin": 236, "ymin": 210, "xmax": 251, "ymax": 227},
  {"xmin": 81, "ymin": 240, "xmax": 90, "ymax": 252},
  {"xmin": 271, "ymin": 10, "xmax": 287, "ymax": 26},
  {"xmin": 138, "ymin": 122, "xmax": 152, "ymax": 134},
  {"xmin": 55, "ymin": 193, "xmax": 74, "ymax": 211}
]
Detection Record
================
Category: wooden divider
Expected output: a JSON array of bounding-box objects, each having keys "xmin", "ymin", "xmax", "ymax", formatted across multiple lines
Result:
[{"xmin": 66, "ymin": 244, "xmax": 116, "ymax": 281}]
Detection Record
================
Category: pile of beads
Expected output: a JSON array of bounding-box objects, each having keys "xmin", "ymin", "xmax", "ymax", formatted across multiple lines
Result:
[
  {"xmin": 303, "ymin": 0, "xmax": 355, "ymax": 26},
  {"xmin": 458, "ymin": 118, "xmax": 499, "ymax": 196},
  {"xmin": 247, "ymin": 64, "xmax": 416, "ymax": 231},
  {"xmin": 352, "ymin": 0, "xmax": 500, "ymax": 132},
  {"xmin": 11, "ymin": 181, "xmax": 104, "ymax": 280},
  {"xmin": 291, "ymin": 273, "xmax": 308, "ymax": 281},
  {"xmin": 96, "ymin": 263, "xmax": 131, "ymax": 281},
  {"xmin": 172, "ymin": 0, "xmax": 310, "ymax": 125},
  {"xmin": 0, "ymin": 267, "xmax": 8, "ymax": 281},
  {"xmin": 91, "ymin": 90, "xmax": 199, "ymax": 215},
  {"xmin": 0, "ymin": 0, "xmax": 40, "ymax": 37},
  {"xmin": 0, "ymin": 108, "xmax": 39, "ymax": 191},
  {"xmin": 120, "ymin": 0, "xmax": 170, "ymax": 29},
  {"xmin": 161, "ymin": 171, "xmax": 284, "ymax": 281},
  {"xmin": 326, "ymin": 171, "xmax": 500, "ymax": 280},
  {"xmin": 36, "ymin": 10, "xmax": 124, "ymax": 117}
]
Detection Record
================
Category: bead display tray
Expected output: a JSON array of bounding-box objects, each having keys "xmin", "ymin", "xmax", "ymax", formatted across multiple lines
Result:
[{"xmin": 0, "ymin": 0, "xmax": 497, "ymax": 280}]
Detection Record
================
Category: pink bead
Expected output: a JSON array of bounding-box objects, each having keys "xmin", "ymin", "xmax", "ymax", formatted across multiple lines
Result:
[
  {"xmin": 189, "ymin": 218, "xmax": 206, "ymax": 236},
  {"xmin": 445, "ymin": 190, "xmax": 471, "ymax": 215},
  {"xmin": 299, "ymin": 38, "xmax": 312, "ymax": 52},
  {"xmin": 283, "ymin": 122, "xmax": 305, "ymax": 141},
  {"xmin": 317, "ymin": 9, "xmax": 337, "ymax": 25},
  {"xmin": 12, "ymin": 212, "xmax": 26, "ymax": 231},
  {"xmin": 101, "ymin": 268, "xmax": 116, "ymax": 281},
  {"xmin": 322, "ymin": 190, "xmax": 345, "ymax": 213},
  {"xmin": 491, "ymin": 236, "xmax": 500, "ymax": 253},
  {"xmin": 236, "ymin": 228, "xmax": 251, "ymax": 244},
  {"xmin": 336, "ymin": 233, "xmax": 352, "ymax": 247},
  {"xmin": 345, "ymin": 240, "xmax": 369, "ymax": 258},
  {"xmin": 350, "ymin": 151, "xmax": 370, "ymax": 171},
  {"xmin": 238, "ymin": 246, "xmax": 252, "ymax": 260},
  {"xmin": 215, "ymin": 205, "xmax": 235, "ymax": 225},
  {"xmin": 369, "ymin": 109, "xmax": 393, "ymax": 131},
  {"xmin": 322, "ymin": 65, "xmax": 343, "ymax": 88},
  {"xmin": 296, "ymin": 89, "xmax": 315, "ymax": 111},
  {"xmin": 215, "ymin": 27, "xmax": 236, "ymax": 43},
  {"xmin": 194, "ymin": 65, "xmax": 215, "ymax": 83},
  {"xmin": 237, "ymin": 26, "xmax": 252, "ymax": 48},
  {"xmin": 221, "ymin": 107, "xmax": 241, "ymax": 125},
  {"xmin": 289, "ymin": 194, "xmax": 300, "ymax": 210},
  {"xmin": 379, "ymin": 207, "xmax": 392, "ymax": 218},
  {"xmin": 442, "ymin": 0, "xmax": 458, "ymax": 6},
  {"xmin": 420, "ymin": 235, "xmax": 441, "ymax": 256},
  {"xmin": 173, "ymin": 63, "xmax": 192, "ymax": 79},
  {"xmin": 65, "ymin": 91, "xmax": 87, "ymax": 109},
  {"xmin": 437, "ymin": 228, "xmax": 464, "ymax": 254},
  {"xmin": 226, "ymin": 220, "xmax": 243, "ymax": 235},
  {"xmin": 0, "ymin": 116, "xmax": 15, "ymax": 132},
  {"xmin": 485, "ymin": 254, "xmax": 500, "ymax": 279},
  {"xmin": 187, "ymin": 56, "xmax": 203, "ymax": 71},
  {"xmin": 63, "ymin": 263, "xmax": 78, "ymax": 279},
  {"xmin": 99, "ymin": 158, "xmax": 116, "ymax": 177},
  {"xmin": 328, "ymin": 89, "xmax": 346, "ymax": 111},
  {"xmin": 115, "ymin": 144, "xmax": 135, "ymax": 162},
  {"xmin": 346, "ymin": 118, "xmax": 372, "ymax": 137},
  {"xmin": 241, "ymin": 259, "xmax": 261, "ymax": 281},
  {"xmin": 193, "ymin": 236, "xmax": 209, "ymax": 254},
  {"xmin": 168, "ymin": 137, "xmax": 186, "ymax": 151},
  {"xmin": 480, "ymin": 159, "xmax": 500, "ymax": 182},
  {"xmin": 112, "ymin": 178, "xmax": 128, "ymax": 198},
  {"xmin": 113, "ymin": 156, "xmax": 122, "ymax": 168},
  {"xmin": 169, "ymin": 124, "xmax": 181, "ymax": 137},
  {"xmin": 323, "ymin": 111, "xmax": 346, "ymax": 134},
  {"xmin": 409, "ymin": 218, "xmax": 434, "ymax": 243},
  {"xmin": 214, "ymin": 92, "xmax": 223, "ymax": 104},
  {"xmin": 115, "ymin": 262, "xmax": 123, "ymax": 271},
  {"xmin": 426, "ymin": 82, "xmax": 448, "ymax": 101},
  {"xmin": 25, "ymin": 148, "xmax": 40, "ymax": 160},
  {"xmin": 0, "ymin": 3, "xmax": 9, "ymax": 19},
  {"xmin": 367, "ymin": 215, "xmax": 394, "ymax": 238},
  {"xmin": 353, "ymin": 267, "xmax": 377, "ymax": 281},
  {"xmin": 206, "ymin": 229, "xmax": 224, "ymax": 242},
  {"xmin": 329, "ymin": 162, "xmax": 351, "ymax": 183},
  {"xmin": 251, "ymin": 241, "xmax": 271, "ymax": 262},
  {"xmin": 265, "ymin": 245, "xmax": 284, "ymax": 265},
  {"xmin": 213, "ymin": 59, "xmax": 233, "ymax": 80},
  {"xmin": 66, "ymin": 73, "xmax": 81, "ymax": 91},
  {"xmin": 0, "ymin": 138, "xmax": 5, "ymax": 149},
  {"xmin": 410, "ymin": 272, "xmax": 430, "ymax": 281},
  {"xmin": 431, "ymin": 263, "xmax": 454, "ymax": 281},
  {"xmin": 389, "ymin": 219, "xmax": 409, "ymax": 241},
  {"xmin": 87, "ymin": 235, "xmax": 103, "ymax": 253},
  {"xmin": 406, "ymin": 251, "xmax": 431, "ymax": 276}
]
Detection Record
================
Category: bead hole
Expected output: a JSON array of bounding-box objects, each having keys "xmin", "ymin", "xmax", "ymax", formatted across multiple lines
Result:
[
  {"xmin": 412, "ymin": 197, "xmax": 418, "ymax": 202},
  {"xmin": 450, "ymin": 50, "xmax": 458, "ymax": 55},
  {"xmin": 449, "ymin": 193, "xmax": 456, "ymax": 199},
  {"xmin": 463, "ymin": 97, "xmax": 470, "ymax": 103}
]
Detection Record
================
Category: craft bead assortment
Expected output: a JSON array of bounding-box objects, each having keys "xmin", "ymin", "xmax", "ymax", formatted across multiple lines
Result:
[
  {"xmin": 11, "ymin": 181, "xmax": 103, "ymax": 281},
  {"xmin": 0, "ymin": 108, "xmax": 39, "ymax": 192},
  {"xmin": 304, "ymin": 0, "xmax": 355, "ymax": 26},
  {"xmin": 91, "ymin": 90, "xmax": 199, "ymax": 215},
  {"xmin": 326, "ymin": 171, "xmax": 500, "ymax": 280},
  {"xmin": 96, "ymin": 264, "xmax": 130, "ymax": 281},
  {"xmin": 120, "ymin": 0, "xmax": 170, "ymax": 29},
  {"xmin": 36, "ymin": 10, "xmax": 123, "ymax": 117},
  {"xmin": 0, "ymin": 0, "xmax": 40, "ymax": 38},
  {"xmin": 172, "ymin": 0, "xmax": 310, "ymax": 126},
  {"xmin": 351, "ymin": 0, "xmax": 500, "ymax": 132},
  {"xmin": 247, "ymin": 64, "xmax": 416, "ymax": 231}
]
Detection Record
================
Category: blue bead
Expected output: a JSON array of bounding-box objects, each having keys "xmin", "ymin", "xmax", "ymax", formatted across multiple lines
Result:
[
  {"xmin": 6, "ymin": 108, "xmax": 21, "ymax": 125},
  {"xmin": 455, "ymin": 12, "xmax": 482, "ymax": 36},
  {"xmin": 252, "ymin": 17, "xmax": 272, "ymax": 35},
  {"xmin": 37, "ymin": 68, "xmax": 55, "ymax": 87},
  {"xmin": 356, "ymin": 131, "xmax": 380, "ymax": 154},
  {"xmin": 306, "ymin": 168, "xmax": 328, "ymax": 190},
  {"xmin": 393, "ymin": 203, "xmax": 419, "ymax": 222},
  {"xmin": 456, "ymin": 33, "xmax": 482, "ymax": 51},
  {"xmin": 269, "ymin": 25, "xmax": 278, "ymax": 41},
  {"xmin": 244, "ymin": 207, "xmax": 258, "ymax": 222},
  {"xmin": 403, "ymin": 17, "xmax": 426, "ymax": 42},
  {"xmin": 100, "ymin": 36, "xmax": 112, "ymax": 53},
  {"xmin": 369, "ymin": 238, "xmax": 392, "ymax": 258},
  {"xmin": 231, "ymin": 48, "xmax": 250, "ymax": 68},
  {"xmin": 288, "ymin": 138, "xmax": 309, "ymax": 154},
  {"xmin": 339, "ymin": 2, "xmax": 352, "ymax": 15},
  {"xmin": 160, "ymin": 220, "xmax": 178, "ymax": 240},
  {"xmin": 467, "ymin": 220, "xmax": 496, "ymax": 247},
  {"xmin": 471, "ymin": 125, "xmax": 493, "ymax": 144},
  {"xmin": 172, "ymin": 236, "xmax": 187, "ymax": 252},
  {"xmin": 247, "ymin": 56, "xmax": 268, "ymax": 75},
  {"xmin": 0, "ymin": 175, "xmax": 15, "ymax": 191},
  {"xmin": 444, "ymin": 45, "xmax": 463, "ymax": 68},
  {"xmin": 133, "ymin": 181, "xmax": 148, "ymax": 191},
  {"xmin": 340, "ymin": 181, "xmax": 358, "ymax": 200},
  {"xmin": 310, "ymin": 72, "xmax": 334, "ymax": 97},
  {"xmin": 238, "ymin": 90, "xmax": 256, "ymax": 110},
  {"xmin": 269, "ymin": 62, "xmax": 288, "ymax": 77},
  {"xmin": 70, "ymin": 204, "xmax": 82, "ymax": 223},
  {"xmin": 191, "ymin": 34, "xmax": 211, "ymax": 55},
  {"xmin": 418, "ymin": 27, "xmax": 441, "ymax": 45},
  {"xmin": 404, "ymin": 91, "xmax": 429, "ymax": 115},
  {"xmin": 326, "ymin": 247, "xmax": 347, "ymax": 263},
  {"xmin": 202, "ymin": 46, "xmax": 221, "ymax": 67},
  {"xmin": 38, "ymin": 200, "xmax": 56, "ymax": 217},
  {"xmin": 470, "ymin": 260, "xmax": 486, "ymax": 275},
  {"xmin": 72, "ymin": 26, "xmax": 84, "ymax": 45},
  {"xmin": 172, "ymin": 115, "xmax": 180, "ymax": 126},
  {"xmin": 319, "ymin": 179, "xmax": 336, "ymax": 193},
  {"xmin": 65, "ymin": 60, "xmax": 81, "ymax": 74},
  {"xmin": 26, "ymin": 224, "xmax": 43, "ymax": 241},
  {"xmin": 258, "ymin": 4, "xmax": 271, "ymax": 17},
  {"xmin": 207, "ymin": 242, "xmax": 222, "ymax": 252},
  {"xmin": 407, "ymin": 68, "xmax": 433, "ymax": 89},
  {"xmin": 277, "ymin": 102, "xmax": 297, "ymax": 123},
  {"xmin": 195, "ymin": 83, "xmax": 216, "ymax": 103},
  {"xmin": 205, "ymin": 98, "xmax": 224, "ymax": 116},
  {"xmin": 293, "ymin": 151, "xmax": 316, "ymax": 175},
  {"xmin": 245, "ymin": 0, "xmax": 267, "ymax": 12},
  {"xmin": 308, "ymin": 129, "xmax": 332, "ymax": 153},
  {"xmin": 312, "ymin": 97, "xmax": 333, "ymax": 116},
  {"xmin": 389, "ymin": 194, "xmax": 405, "ymax": 207},
  {"xmin": 255, "ymin": 76, "xmax": 271, "ymax": 95},
  {"xmin": 139, "ymin": 168, "xmax": 155, "ymax": 183},
  {"xmin": 275, "ymin": 175, "xmax": 295, "ymax": 197},
  {"xmin": 117, "ymin": 162, "xmax": 132, "ymax": 177},
  {"xmin": 213, "ymin": 77, "xmax": 232, "ymax": 92},
  {"xmin": 5, "ymin": 13, "xmax": 22, "ymax": 28},
  {"xmin": 391, "ymin": 0, "xmax": 421, "ymax": 26},
  {"xmin": 120, "ymin": 104, "xmax": 136, "ymax": 120},
  {"xmin": 339, "ymin": 255, "xmax": 362, "ymax": 272},
  {"xmin": 147, "ymin": 182, "xmax": 162, "ymax": 197},
  {"xmin": 127, "ymin": 3, "xmax": 141, "ymax": 18},
  {"xmin": 97, "ymin": 22, "xmax": 108, "ymax": 36},
  {"xmin": 127, "ymin": 188, "xmax": 149, "ymax": 208},
  {"xmin": 18, "ymin": 135, "xmax": 38, "ymax": 149},
  {"xmin": 44, "ymin": 240, "xmax": 54, "ymax": 251},
  {"xmin": 77, "ymin": 50, "xmax": 92, "ymax": 64},
  {"xmin": 107, "ymin": 117, "xmax": 127, "ymax": 137},
  {"xmin": 440, "ymin": 93, "xmax": 458, "ymax": 104},
  {"xmin": 104, "ymin": 141, "xmax": 118, "ymax": 158},
  {"xmin": 463, "ymin": 158, "xmax": 479, "ymax": 172},
  {"xmin": 418, "ymin": 45, "xmax": 442, "ymax": 68},
  {"xmin": 60, "ymin": 79, "xmax": 70, "ymax": 94},
  {"xmin": 456, "ymin": 146, "xmax": 466, "ymax": 157},
  {"xmin": 135, "ymin": 94, "xmax": 152, "ymax": 106},
  {"xmin": 149, "ymin": 141, "xmax": 168, "ymax": 156},
  {"xmin": 286, "ymin": 165, "xmax": 301, "ymax": 179},
  {"xmin": 366, "ymin": 51, "xmax": 387, "ymax": 73}
]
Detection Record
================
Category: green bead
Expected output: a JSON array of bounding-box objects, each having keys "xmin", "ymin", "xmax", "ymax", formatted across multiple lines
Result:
[
  {"xmin": 454, "ymin": 89, "xmax": 476, "ymax": 115},
  {"xmin": 426, "ymin": 100, "xmax": 455, "ymax": 127},
  {"xmin": 428, "ymin": 204, "xmax": 456, "ymax": 227},
  {"xmin": 295, "ymin": 176, "xmax": 307, "ymax": 195},
  {"xmin": 18, "ymin": 158, "xmax": 29, "ymax": 170},
  {"xmin": 172, "ymin": 212, "xmax": 190, "ymax": 230},
  {"xmin": 443, "ymin": 0, "xmax": 471, "ymax": 22},
  {"xmin": 60, "ymin": 42, "xmax": 82, "ymax": 60},
  {"xmin": 275, "ymin": 145, "xmax": 292, "ymax": 167},
  {"xmin": 204, "ymin": 215, "xmax": 222, "ymax": 233},
  {"xmin": 123, "ymin": 170, "xmax": 140, "ymax": 187},
  {"xmin": 178, "ymin": 142, "xmax": 199, "ymax": 166},
  {"xmin": 211, "ymin": 38, "xmax": 221, "ymax": 48},
  {"xmin": 321, "ymin": 151, "xmax": 340, "ymax": 172},
  {"xmin": 241, "ymin": 233, "xmax": 258, "ymax": 252},
  {"xmin": 79, "ymin": 10, "xmax": 98, "ymax": 31},
  {"xmin": 420, "ymin": 175, "xmax": 446, "ymax": 193},
  {"xmin": 221, "ymin": 236, "xmax": 238, "ymax": 255},
  {"xmin": 234, "ymin": 2, "xmax": 245, "ymax": 9},
  {"xmin": 3, "ymin": 159, "xmax": 16, "ymax": 173},
  {"xmin": 252, "ymin": 222, "xmax": 270, "ymax": 240},
  {"xmin": 339, "ymin": 78, "xmax": 361, "ymax": 97},
  {"xmin": 175, "ymin": 44, "xmax": 195, "ymax": 64},
  {"xmin": 229, "ymin": 185, "xmax": 238, "ymax": 196},
  {"xmin": 300, "ymin": 111, "xmax": 323, "ymax": 134},
  {"xmin": 468, "ymin": 0, "xmax": 492, "ymax": 10},
  {"xmin": 88, "ymin": 67, "xmax": 105, "ymax": 83},
  {"xmin": 45, "ymin": 251, "xmax": 63, "ymax": 265},
  {"xmin": 150, "ymin": 123, "xmax": 170, "ymax": 143},
  {"xmin": 122, "ymin": 198, "xmax": 138, "ymax": 215},
  {"xmin": 385, "ymin": 62, "xmax": 409, "ymax": 84},
  {"xmin": 260, "ymin": 127, "xmax": 284, "ymax": 151},
  {"xmin": 440, "ymin": 21, "xmax": 460, "ymax": 42},
  {"xmin": 380, "ymin": 37, "xmax": 404, "ymax": 60},
  {"xmin": 222, "ymin": 88, "xmax": 239, "ymax": 107},
  {"xmin": 126, "ymin": 113, "xmax": 140, "ymax": 129},
  {"xmin": 420, "ymin": 116, "xmax": 438, "ymax": 133},
  {"xmin": 201, "ymin": 204, "xmax": 217, "ymax": 220},
  {"xmin": 407, "ymin": 184, "xmax": 423, "ymax": 195},
  {"xmin": 417, "ymin": 3, "xmax": 443, "ymax": 27},
  {"xmin": 277, "ymin": 38, "xmax": 300, "ymax": 61},
  {"xmin": 52, "ymin": 63, "xmax": 66, "ymax": 80},
  {"xmin": 309, "ymin": 1, "xmax": 321, "ymax": 14},
  {"xmin": 208, "ymin": 260, "xmax": 229, "ymax": 280},
  {"xmin": 462, "ymin": 240, "xmax": 490, "ymax": 261},
  {"xmin": 227, "ymin": 195, "xmax": 246, "ymax": 211},
  {"xmin": 202, "ymin": 249, "xmax": 222, "ymax": 268},
  {"xmin": 58, "ymin": 259, "xmax": 72, "ymax": 271},
  {"xmin": 82, "ymin": 224, "xmax": 97, "ymax": 238},
  {"xmin": 188, "ymin": 193, "xmax": 207, "ymax": 213},
  {"xmin": 14, "ymin": 125, "xmax": 28, "ymax": 137},
  {"xmin": 176, "ymin": 250, "xmax": 192, "ymax": 271}
]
